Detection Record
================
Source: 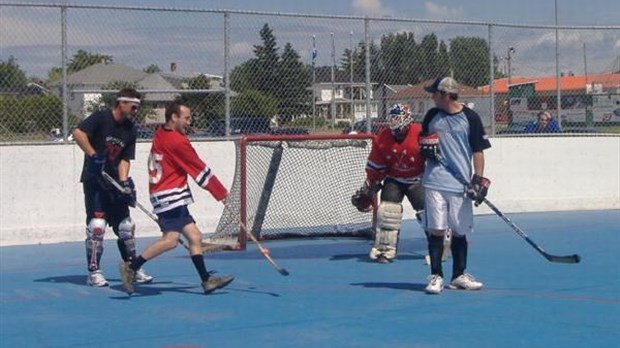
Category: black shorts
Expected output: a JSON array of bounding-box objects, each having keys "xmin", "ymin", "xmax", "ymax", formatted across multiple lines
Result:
[
  {"xmin": 83, "ymin": 179, "xmax": 129, "ymax": 234},
  {"xmin": 157, "ymin": 206, "xmax": 195, "ymax": 233},
  {"xmin": 380, "ymin": 178, "xmax": 425, "ymax": 211}
]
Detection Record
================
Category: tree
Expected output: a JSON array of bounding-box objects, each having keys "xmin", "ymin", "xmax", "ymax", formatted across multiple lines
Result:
[
  {"xmin": 276, "ymin": 43, "xmax": 311, "ymax": 123},
  {"xmin": 450, "ymin": 36, "xmax": 491, "ymax": 87},
  {"xmin": 231, "ymin": 90, "xmax": 278, "ymax": 118},
  {"xmin": 253, "ymin": 23, "xmax": 280, "ymax": 96},
  {"xmin": 0, "ymin": 56, "xmax": 28, "ymax": 89},
  {"xmin": 143, "ymin": 64, "xmax": 161, "ymax": 74},
  {"xmin": 186, "ymin": 74, "xmax": 225, "ymax": 128},
  {"xmin": 47, "ymin": 50, "xmax": 113, "ymax": 82}
]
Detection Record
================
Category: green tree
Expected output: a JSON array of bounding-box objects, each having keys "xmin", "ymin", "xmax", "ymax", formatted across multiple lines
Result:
[
  {"xmin": 276, "ymin": 43, "xmax": 311, "ymax": 123},
  {"xmin": 253, "ymin": 23, "xmax": 280, "ymax": 96},
  {"xmin": 419, "ymin": 34, "xmax": 440, "ymax": 81},
  {"xmin": 231, "ymin": 90, "xmax": 278, "ymax": 118},
  {"xmin": 450, "ymin": 36, "xmax": 490, "ymax": 87},
  {"xmin": 230, "ymin": 59, "xmax": 260, "ymax": 94},
  {"xmin": 143, "ymin": 64, "xmax": 161, "ymax": 74},
  {"xmin": 186, "ymin": 74, "xmax": 225, "ymax": 129},
  {"xmin": 47, "ymin": 50, "xmax": 113, "ymax": 83},
  {"xmin": 0, "ymin": 56, "xmax": 28, "ymax": 89}
]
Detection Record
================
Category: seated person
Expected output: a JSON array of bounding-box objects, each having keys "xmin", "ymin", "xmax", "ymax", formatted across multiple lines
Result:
[{"xmin": 523, "ymin": 111, "xmax": 561, "ymax": 133}]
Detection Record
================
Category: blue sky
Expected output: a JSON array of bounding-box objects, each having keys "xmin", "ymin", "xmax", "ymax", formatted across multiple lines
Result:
[{"xmin": 1, "ymin": 0, "xmax": 619, "ymax": 80}]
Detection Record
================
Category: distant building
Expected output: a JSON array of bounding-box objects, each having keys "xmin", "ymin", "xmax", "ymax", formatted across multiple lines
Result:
[{"xmin": 52, "ymin": 62, "xmax": 225, "ymax": 123}]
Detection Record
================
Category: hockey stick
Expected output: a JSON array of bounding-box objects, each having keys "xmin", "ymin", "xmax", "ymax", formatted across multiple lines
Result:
[
  {"xmin": 435, "ymin": 157, "xmax": 581, "ymax": 264},
  {"xmin": 100, "ymin": 172, "xmax": 231, "ymax": 254},
  {"xmin": 222, "ymin": 204, "xmax": 289, "ymax": 276}
]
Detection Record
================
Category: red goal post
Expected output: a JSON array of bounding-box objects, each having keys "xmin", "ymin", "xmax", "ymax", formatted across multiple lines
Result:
[{"xmin": 208, "ymin": 133, "xmax": 377, "ymax": 250}]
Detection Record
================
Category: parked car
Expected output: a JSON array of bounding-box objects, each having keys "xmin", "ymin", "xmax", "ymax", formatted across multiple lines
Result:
[
  {"xmin": 208, "ymin": 117, "xmax": 271, "ymax": 136},
  {"xmin": 135, "ymin": 123, "xmax": 159, "ymax": 139},
  {"xmin": 207, "ymin": 117, "xmax": 309, "ymax": 137}
]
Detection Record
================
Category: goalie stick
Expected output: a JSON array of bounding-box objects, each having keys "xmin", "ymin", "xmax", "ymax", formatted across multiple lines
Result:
[
  {"xmin": 435, "ymin": 157, "xmax": 581, "ymax": 264},
  {"xmin": 223, "ymin": 204, "xmax": 289, "ymax": 276},
  {"xmin": 101, "ymin": 172, "xmax": 232, "ymax": 254}
]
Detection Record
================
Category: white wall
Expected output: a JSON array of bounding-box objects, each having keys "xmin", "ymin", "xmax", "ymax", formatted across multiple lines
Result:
[{"xmin": 1, "ymin": 136, "xmax": 619, "ymax": 246}]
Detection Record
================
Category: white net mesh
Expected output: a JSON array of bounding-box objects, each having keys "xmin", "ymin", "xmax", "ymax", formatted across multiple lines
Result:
[{"xmin": 210, "ymin": 134, "xmax": 375, "ymax": 249}]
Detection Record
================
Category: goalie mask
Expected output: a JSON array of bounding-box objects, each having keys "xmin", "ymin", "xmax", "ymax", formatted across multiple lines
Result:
[{"xmin": 388, "ymin": 104, "xmax": 411, "ymax": 136}]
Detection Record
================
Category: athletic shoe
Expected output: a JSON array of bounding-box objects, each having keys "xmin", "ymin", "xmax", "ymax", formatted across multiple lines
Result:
[
  {"xmin": 135, "ymin": 268, "xmax": 153, "ymax": 284},
  {"xmin": 202, "ymin": 275, "xmax": 235, "ymax": 294},
  {"xmin": 87, "ymin": 270, "xmax": 109, "ymax": 287},
  {"xmin": 425, "ymin": 274, "xmax": 444, "ymax": 294},
  {"xmin": 449, "ymin": 273, "xmax": 484, "ymax": 290},
  {"xmin": 119, "ymin": 262, "xmax": 136, "ymax": 295}
]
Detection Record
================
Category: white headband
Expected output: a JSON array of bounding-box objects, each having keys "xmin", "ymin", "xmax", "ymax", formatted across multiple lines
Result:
[{"xmin": 116, "ymin": 97, "xmax": 141, "ymax": 104}]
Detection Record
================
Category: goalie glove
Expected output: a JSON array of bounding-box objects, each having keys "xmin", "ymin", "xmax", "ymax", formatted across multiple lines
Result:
[
  {"xmin": 466, "ymin": 174, "xmax": 491, "ymax": 206},
  {"xmin": 351, "ymin": 180, "xmax": 382, "ymax": 213}
]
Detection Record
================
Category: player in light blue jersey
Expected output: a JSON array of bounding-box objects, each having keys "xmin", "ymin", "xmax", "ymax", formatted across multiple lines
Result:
[{"xmin": 418, "ymin": 77, "xmax": 491, "ymax": 294}]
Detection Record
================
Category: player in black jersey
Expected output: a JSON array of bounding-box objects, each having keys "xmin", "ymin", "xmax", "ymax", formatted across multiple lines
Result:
[{"xmin": 73, "ymin": 88, "xmax": 153, "ymax": 287}]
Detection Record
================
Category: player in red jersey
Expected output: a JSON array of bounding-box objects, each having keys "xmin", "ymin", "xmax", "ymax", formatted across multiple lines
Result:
[
  {"xmin": 352, "ymin": 104, "xmax": 440, "ymax": 263},
  {"xmin": 119, "ymin": 97, "xmax": 234, "ymax": 295}
]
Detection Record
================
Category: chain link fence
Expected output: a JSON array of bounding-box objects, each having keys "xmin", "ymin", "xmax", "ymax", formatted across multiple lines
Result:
[{"xmin": 1, "ymin": 3, "xmax": 619, "ymax": 143}]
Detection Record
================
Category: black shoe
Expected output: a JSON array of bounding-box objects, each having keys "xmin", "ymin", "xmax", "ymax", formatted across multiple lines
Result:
[{"xmin": 202, "ymin": 275, "xmax": 234, "ymax": 294}]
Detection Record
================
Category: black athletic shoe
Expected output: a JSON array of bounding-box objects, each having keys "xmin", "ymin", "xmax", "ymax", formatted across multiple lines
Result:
[{"xmin": 202, "ymin": 275, "xmax": 234, "ymax": 294}]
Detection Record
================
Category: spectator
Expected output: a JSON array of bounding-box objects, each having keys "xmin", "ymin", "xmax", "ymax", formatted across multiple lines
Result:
[{"xmin": 523, "ymin": 111, "xmax": 561, "ymax": 133}]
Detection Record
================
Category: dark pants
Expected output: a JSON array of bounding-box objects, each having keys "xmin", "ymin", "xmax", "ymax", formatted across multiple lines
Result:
[
  {"xmin": 380, "ymin": 177, "xmax": 424, "ymax": 211},
  {"xmin": 83, "ymin": 179, "xmax": 129, "ymax": 235}
]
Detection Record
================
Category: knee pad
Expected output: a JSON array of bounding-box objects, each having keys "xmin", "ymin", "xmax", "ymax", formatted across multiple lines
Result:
[
  {"xmin": 86, "ymin": 218, "xmax": 107, "ymax": 241},
  {"xmin": 118, "ymin": 217, "xmax": 135, "ymax": 241}
]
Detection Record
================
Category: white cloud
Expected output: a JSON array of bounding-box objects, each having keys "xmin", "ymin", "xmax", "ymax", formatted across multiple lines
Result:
[
  {"xmin": 351, "ymin": 0, "xmax": 392, "ymax": 17},
  {"xmin": 424, "ymin": 2, "xmax": 464, "ymax": 20}
]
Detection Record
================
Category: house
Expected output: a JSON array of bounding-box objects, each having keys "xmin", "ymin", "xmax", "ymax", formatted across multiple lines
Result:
[
  {"xmin": 55, "ymin": 62, "xmax": 225, "ymax": 123},
  {"xmin": 387, "ymin": 79, "xmax": 490, "ymax": 124}
]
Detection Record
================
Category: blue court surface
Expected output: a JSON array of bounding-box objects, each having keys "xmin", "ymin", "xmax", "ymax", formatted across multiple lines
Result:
[{"xmin": 1, "ymin": 210, "xmax": 619, "ymax": 348}]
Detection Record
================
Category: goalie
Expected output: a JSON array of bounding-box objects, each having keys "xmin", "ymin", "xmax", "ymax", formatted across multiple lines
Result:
[{"xmin": 352, "ymin": 104, "xmax": 429, "ymax": 263}]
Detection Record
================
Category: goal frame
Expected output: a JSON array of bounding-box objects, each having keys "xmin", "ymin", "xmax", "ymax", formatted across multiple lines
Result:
[{"xmin": 232, "ymin": 133, "xmax": 377, "ymax": 249}]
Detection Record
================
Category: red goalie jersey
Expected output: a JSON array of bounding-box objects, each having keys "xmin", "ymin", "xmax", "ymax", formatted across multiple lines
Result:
[
  {"xmin": 365, "ymin": 123, "xmax": 425, "ymax": 185},
  {"xmin": 148, "ymin": 127, "xmax": 227, "ymax": 214}
]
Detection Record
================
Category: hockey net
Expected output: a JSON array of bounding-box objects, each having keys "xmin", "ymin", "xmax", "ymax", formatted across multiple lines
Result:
[{"xmin": 208, "ymin": 133, "xmax": 376, "ymax": 250}]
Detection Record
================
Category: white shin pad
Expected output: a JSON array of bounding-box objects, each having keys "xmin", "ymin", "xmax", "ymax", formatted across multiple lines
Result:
[{"xmin": 370, "ymin": 202, "xmax": 403, "ymax": 260}]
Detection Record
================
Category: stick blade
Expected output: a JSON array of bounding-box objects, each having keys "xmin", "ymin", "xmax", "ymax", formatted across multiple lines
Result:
[
  {"xmin": 279, "ymin": 268, "xmax": 290, "ymax": 276},
  {"xmin": 546, "ymin": 253, "xmax": 581, "ymax": 264}
]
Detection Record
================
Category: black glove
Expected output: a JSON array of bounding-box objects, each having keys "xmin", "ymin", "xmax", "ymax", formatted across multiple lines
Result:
[
  {"xmin": 87, "ymin": 153, "xmax": 106, "ymax": 177},
  {"xmin": 419, "ymin": 133, "xmax": 440, "ymax": 160},
  {"xmin": 466, "ymin": 174, "xmax": 491, "ymax": 206},
  {"xmin": 351, "ymin": 180, "xmax": 382, "ymax": 213},
  {"xmin": 119, "ymin": 177, "xmax": 137, "ymax": 207}
]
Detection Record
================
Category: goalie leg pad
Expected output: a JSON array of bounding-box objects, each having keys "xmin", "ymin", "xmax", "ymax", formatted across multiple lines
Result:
[
  {"xmin": 377, "ymin": 201, "xmax": 403, "ymax": 231},
  {"xmin": 118, "ymin": 217, "xmax": 137, "ymax": 261},
  {"xmin": 370, "ymin": 202, "xmax": 403, "ymax": 260},
  {"xmin": 86, "ymin": 217, "xmax": 106, "ymax": 271}
]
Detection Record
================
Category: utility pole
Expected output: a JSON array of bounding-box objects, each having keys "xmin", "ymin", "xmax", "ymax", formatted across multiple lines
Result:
[
  {"xmin": 507, "ymin": 46, "xmax": 515, "ymax": 85},
  {"xmin": 349, "ymin": 31, "xmax": 354, "ymax": 122}
]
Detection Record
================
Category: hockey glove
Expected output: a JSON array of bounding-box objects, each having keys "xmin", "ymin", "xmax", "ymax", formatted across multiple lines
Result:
[
  {"xmin": 418, "ymin": 133, "xmax": 440, "ymax": 160},
  {"xmin": 87, "ymin": 153, "xmax": 106, "ymax": 177},
  {"xmin": 466, "ymin": 174, "xmax": 491, "ymax": 206},
  {"xmin": 119, "ymin": 177, "xmax": 137, "ymax": 208},
  {"xmin": 351, "ymin": 180, "xmax": 381, "ymax": 213}
]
